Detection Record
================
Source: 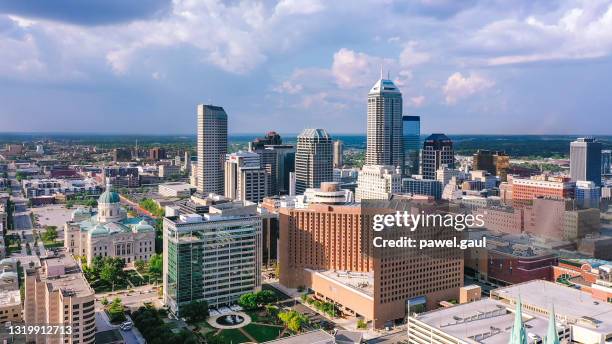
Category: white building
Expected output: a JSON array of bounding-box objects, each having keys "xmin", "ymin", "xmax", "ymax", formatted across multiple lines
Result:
[
  {"xmin": 158, "ymin": 182, "xmax": 195, "ymax": 198},
  {"xmin": 225, "ymin": 151, "xmax": 268, "ymax": 203},
  {"xmin": 355, "ymin": 165, "xmax": 402, "ymax": 201},
  {"xmin": 197, "ymin": 104, "xmax": 228, "ymax": 195},
  {"xmin": 64, "ymin": 184, "xmax": 156, "ymax": 266}
]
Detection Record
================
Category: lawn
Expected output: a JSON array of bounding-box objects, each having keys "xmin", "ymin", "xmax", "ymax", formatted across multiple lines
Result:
[
  {"xmin": 126, "ymin": 270, "xmax": 146, "ymax": 287},
  {"xmin": 42, "ymin": 240, "xmax": 64, "ymax": 249},
  {"xmin": 243, "ymin": 323, "xmax": 283, "ymax": 342},
  {"xmin": 217, "ymin": 329, "xmax": 250, "ymax": 343}
]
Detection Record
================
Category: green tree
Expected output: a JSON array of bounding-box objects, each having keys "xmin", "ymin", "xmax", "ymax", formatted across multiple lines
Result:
[
  {"xmin": 278, "ymin": 310, "xmax": 307, "ymax": 332},
  {"xmin": 256, "ymin": 290, "xmax": 276, "ymax": 305},
  {"xmin": 135, "ymin": 259, "xmax": 146, "ymax": 273},
  {"xmin": 100, "ymin": 257, "xmax": 125, "ymax": 291},
  {"xmin": 107, "ymin": 298, "xmax": 126, "ymax": 323},
  {"xmin": 237, "ymin": 293, "xmax": 259, "ymax": 310},
  {"xmin": 148, "ymin": 254, "xmax": 163, "ymax": 278},
  {"xmin": 41, "ymin": 226, "xmax": 58, "ymax": 242},
  {"xmin": 180, "ymin": 300, "xmax": 209, "ymax": 323}
]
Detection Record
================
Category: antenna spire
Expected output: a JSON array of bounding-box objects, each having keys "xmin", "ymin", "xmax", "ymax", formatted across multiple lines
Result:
[{"xmin": 380, "ymin": 65, "xmax": 383, "ymax": 80}]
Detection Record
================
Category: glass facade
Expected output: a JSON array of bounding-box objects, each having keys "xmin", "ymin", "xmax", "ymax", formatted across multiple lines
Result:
[{"xmin": 403, "ymin": 115, "xmax": 420, "ymax": 175}]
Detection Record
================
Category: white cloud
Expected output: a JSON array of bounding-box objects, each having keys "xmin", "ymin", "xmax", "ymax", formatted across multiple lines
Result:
[
  {"xmin": 274, "ymin": 0, "xmax": 325, "ymax": 16},
  {"xmin": 469, "ymin": 3, "xmax": 612, "ymax": 65},
  {"xmin": 443, "ymin": 72, "xmax": 494, "ymax": 104},
  {"xmin": 409, "ymin": 95, "xmax": 426, "ymax": 107},
  {"xmin": 274, "ymin": 80, "xmax": 303, "ymax": 94},
  {"xmin": 399, "ymin": 41, "xmax": 431, "ymax": 67},
  {"xmin": 331, "ymin": 48, "xmax": 396, "ymax": 88}
]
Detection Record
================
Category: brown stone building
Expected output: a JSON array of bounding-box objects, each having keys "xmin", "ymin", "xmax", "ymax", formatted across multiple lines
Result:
[{"xmin": 279, "ymin": 200, "xmax": 463, "ymax": 328}]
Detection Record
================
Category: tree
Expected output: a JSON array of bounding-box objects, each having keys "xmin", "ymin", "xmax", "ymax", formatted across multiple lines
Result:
[
  {"xmin": 100, "ymin": 257, "xmax": 125, "ymax": 291},
  {"xmin": 107, "ymin": 298, "xmax": 126, "ymax": 323},
  {"xmin": 41, "ymin": 226, "xmax": 58, "ymax": 242},
  {"xmin": 65, "ymin": 200, "xmax": 74, "ymax": 209},
  {"xmin": 357, "ymin": 319, "xmax": 367, "ymax": 329},
  {"xmin": 278, "ymin": 310, "xmax": 307, "ymax": 332},
  {"xmin": 135, "ymin": 260, "xmax": 146, "ymax": 273},
  {"xmin": 256, "ymin": 290, "xmax": 276, "ymax": 305},
  {"xmin": 180, "ymin": 300, "xmax": 208, "ymax": 323},
  {"xmin": 148, "ymin": 254, "xmax": 162, "ymax": 278},
  {"xmin": 237, "ymin": 293, "xmax": 259, "ymax": 310},
  {"xmin": 84, "ymin": 199, "xmax": 98, "ymax": 208},
  {"xmin": 101, "ymin": 297, "xmax": 109, "ymax": 306}
]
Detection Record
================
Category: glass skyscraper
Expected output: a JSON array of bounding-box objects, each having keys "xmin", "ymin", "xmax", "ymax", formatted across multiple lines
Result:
[
  {"xmin": 570, "ymin": 137, "xmax": 602, "ymax": 186},
  {"xmin": 402, "ymin": 115, "xmax": 420, "ymax": 176}
]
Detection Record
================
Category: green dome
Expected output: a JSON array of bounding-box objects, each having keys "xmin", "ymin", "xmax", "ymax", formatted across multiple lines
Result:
[
  {"xmin": 134, "ymin": 220, "xmax": 154, "ymax": 233},
  {"xmin": 98, "ymin": 190, "xmax": 120, "ymax": 204},
  {"xmin": 90, "ymin": 224, "xmax": 109, "ymax": 237}
]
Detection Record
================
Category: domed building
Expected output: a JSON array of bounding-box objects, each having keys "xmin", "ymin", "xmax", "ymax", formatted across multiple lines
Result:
[{"xmin": 64, "ymin": 183, "xmax": 156, "ymax": 266}]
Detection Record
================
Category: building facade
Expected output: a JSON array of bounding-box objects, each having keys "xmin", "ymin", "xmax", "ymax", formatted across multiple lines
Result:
[
  {"xmin": 570, "ymin": 137, "xmax": 602, "ymax": 186},
  {"xmin": 403, "ymin": 115, "xmax": 420, "ymax": 176},
  {"xmin": 333, "ymin": 140, "xmax": 344, "ymax": 168},
  {"xmin": 64, "ymin": 186, "xmax": 156, "ymax": 266},
  {"xmin": 224, "ymin": 151, "xmax": 268, "ymax": 203},
  {"xmin": 366, "ymin": 77, "xmax": 404, "ymax": 172},
  {"xmin": 163, "ymin": 213, "xmax": 262, "ymax": 314},
  {"xmin": 295, "ymin": 129, "xmax": 333, "ymax": 194},
  {"xmin": 420, "ymin": 133, "xmax": 454, "ymax": 180},
  {"xmin": 197, "ymin": 104, "xmax": 228, "ymax": 195},
  {"xmin": 355, "ymin": 165, "xmax": 401, "ymax": 201},
  {"xmin": 24, "ymin": 251, "xmax": 96, "ymax": 344}
]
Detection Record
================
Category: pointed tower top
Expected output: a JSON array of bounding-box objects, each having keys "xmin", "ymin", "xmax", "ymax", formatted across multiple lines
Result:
[
  {"xmin": 380, "ymin": 65, "xmax": 383, "ymax": 80},
  {"xmin": 509, "ymin": 296, "xmax": 528, "ymax": 344},
  {"xmin": 545, "ymin": 305, "xmax": 560, "ymax": 344}
]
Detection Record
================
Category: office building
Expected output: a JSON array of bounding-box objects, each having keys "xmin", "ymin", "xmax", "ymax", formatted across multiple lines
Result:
[
  {"xmin": 420, "ymin": 133, "xmax": 454, "ymax": 180},
  {"xmin": 64, "ymin": 184, "xmax": 156, "ymax": 266},
  {"xmin": 509, "ymin": 174, "xmax": 575, "ymax": 203},
  {"xmin": 224, "ymin": 151, "xmax": 268, "ymax": 203},
  {"xmin": 575, "ymin": 180, "xmax": 601, "ymax": 209},
  {"xmin": 102, "ymin": 166, "xmax": 140, "ymax": 188},
  {"xmin": 158, "ymin": 182, "xmax": 195, "ymax": 198},
  {"xmin": 183, "ymin": 151, "xmax": 191, "ymax": 172},
  {"xmin": 24, "ymin": 251, "xmax": 96, "ymax": 344},
  {"xmin": 158, "ymin": 164, "xmax": 181, "ymax": 178},
  {"xmin": 197, "ymin": 104, "xmax": 228, "ymax": 195},
  {"xmin": 602, "ymin": 150, "xmax": 612, "ymax": 175},
  {"xmin": 366, "ymin": 76, "xmax": 404, "ymax": 171},
  {"xmin": 553, "ymin": 259, "xmax": 612, "ymax": 303},
  {"xmin": 295, "ymin": 128, "xmax": 333, "ymax": 194},
  {"xmin": 149, "ymin": 147, "xmax": 166, "ymax": 161},
  {"xmin": 249, "ymin": 131, "xmax": 282, "ymax": 151},
  {"xmin": 403, "ymin": 115, "xmax": 420, "ymax": 176},
  {"xmin": 402, "ymin": 178, "xmax": 443, "ymax": 199},
  {"xmin": 355, "ymin": 165, "xmax": 401, "ymax": 201},
  {"xmin": 570, "ymin": 137, "xmax": 602, "ymax": 186},
  {"xmin": 112, "ymin": 148, "xmax": 132, "ymax": 162},
  {"xmin": 436, "ymin": 165, "xmax": 464, "ymax": 186},
  {"xmin": 333, "ymin": 140, "xmax": 344, "ymax": 168},
  {"xmin": 163, "ymin": 212, "xmax": 262, "ymax": 313}
]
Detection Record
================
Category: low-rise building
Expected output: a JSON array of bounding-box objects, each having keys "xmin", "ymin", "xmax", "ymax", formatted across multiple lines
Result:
[
  {"xmin": 158, "ymin": 182, "xmax": 195, "ymax": 198},
  {"xmin": 64, "ymin": 185, "xmax": 155, "ymax": 266}
]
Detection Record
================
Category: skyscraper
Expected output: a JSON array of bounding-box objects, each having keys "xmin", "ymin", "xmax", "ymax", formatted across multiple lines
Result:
[
  {"xmin": 420, "ymin": 133, "xmax": 454, "ymax": 180},
  {"xmin": 333, "ymin": 140, "xmax": 344, "ymax": 168},
  {"xmin": 366, "ymin": 76, "xmax": 403, "ymax": 172},
  {"xmin": 249, "ymin": 132, "xmax": 295, "ymax": 196},
  {"xmin": 224, "ymin": 151, "xmax": 268, "ymax": 203},
  {"xmin": 402, "ymin": 115, "xmax": 420, "ymax": 175},
  {"xmin": 295, "ymin": 128, "xmax": 333, "ymax": 194},
  {"xmin": 602, "ymin": 150, "xmax": 611, "ymax": 176},
  {"xmin": 570, "ymin": 137, "xmax": 602, "ymax": 186},
  {"xmin": 196, "ymin": 104, "xmax": 228, "ymax": 195}
]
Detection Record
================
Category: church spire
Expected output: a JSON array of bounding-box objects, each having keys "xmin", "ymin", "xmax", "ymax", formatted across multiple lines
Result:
[
  {"xmin": 509, "ymin": 296, "xmax": 528, "ymax": 344},
  {"xmin": 545, "ymin": 305, "xmax": 560, "ymax": 344}
]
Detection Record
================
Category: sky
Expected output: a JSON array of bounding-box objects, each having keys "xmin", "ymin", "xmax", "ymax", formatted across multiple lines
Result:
[{"xmin": 0, "ymin": 0, "xmax": 611, "ymax": 135}]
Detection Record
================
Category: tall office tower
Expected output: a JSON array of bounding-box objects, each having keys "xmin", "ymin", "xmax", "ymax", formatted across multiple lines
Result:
[
  {"xmin": 472, "ymin": 150, "xmax": 496, "ymax": 174},
  {"xmin": 163, "ymin": 212, "xmax": 262, "ymax": 313},
  {"xmin": 24, "ymin": 251, "xmax": 96, "ymax": 344},
  {"xmin": 602, "ymin": 150, "xmax": 612, "ymax": 175},
  {"xmin": 420, "ymin": 133, "xmax": 455, "ymax": 180},
  {"xmin": 224, "ymin": 151, "xmax": 268, "ymax": 203},
  {"xmin": 250, "ymin": 132, "xmax": 292, "ymax": 196},
  {"xmin": 355, "ymin": 165, "xmax": 402, "ymax": 201},
  {"xmin": 183, "ymin": 151, "xmax": 191, "ymax": 172},
  {"xmin": 570, "ymin": 138, "xmax": 602, "ymax": 186},
  {"xmin": 403, "ymin": 115, "xmax": 420, "ymax": 175},
  {"xmin": 268, "ymin": 145, "xmax": 295, "ymax": 195},
  {"xmin": 494, "ymin": 152, "xmax": 510, "ymax": 182},
  {"xmin": 333, "ymin": 140, "xmax": 344, "ymax": 168},
  {"xmin": 197, "ymin": 104, "xmax": 228, "ymax": 194},
  {"xmin": 366, "ymin": 76, "xmax": 404, "ymax": 172},
  {"xmin": 295, "ymin": 128, "xmax": 333, "ymax": 194}
]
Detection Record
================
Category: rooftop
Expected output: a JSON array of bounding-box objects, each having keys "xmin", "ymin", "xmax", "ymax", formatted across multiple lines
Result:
[
  {"xmin": 262, "ymin": 330, "xmax": 334, "ymax": 344},
  {"xmin": 314, "ymin": 269, "xmax": 374, "ymax": 298},
  {"xmin": 492, "ymin": 280, "xmax": 612, "ymax": 335},
  {"xmin": 369, "ymin": 78, "xmax": 401, "ymax": 94},
  {"xmin": 413, "ymin": 298, "xmax": 551, "ymax": 344},
  {"xmin": 41, "ymin": 251, "xmax": 94, "ymax": 298},
  {"xmin": 0, "ymin": 289, "xmax": 20, "ymax": 307}
]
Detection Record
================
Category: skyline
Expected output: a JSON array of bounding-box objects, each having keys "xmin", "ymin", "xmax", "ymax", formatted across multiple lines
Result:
[{"xmin": 1, "ymin": 0, "xmax": 612, "ymax": 134}]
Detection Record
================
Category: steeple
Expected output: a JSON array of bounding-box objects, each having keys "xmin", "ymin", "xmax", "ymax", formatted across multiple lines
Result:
[
  {"xmin": 509, "ymin": 296, "xmax": 528, "ymax": 344},
  {"xmin": 545, "ymin": 305, "xmax": 560, "ymax": 344}
]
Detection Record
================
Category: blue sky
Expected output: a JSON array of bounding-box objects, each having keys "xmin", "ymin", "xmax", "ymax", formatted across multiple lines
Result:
[{"xmin": 0, "ymin": 0, "xmax": 611, "ymax": 135}]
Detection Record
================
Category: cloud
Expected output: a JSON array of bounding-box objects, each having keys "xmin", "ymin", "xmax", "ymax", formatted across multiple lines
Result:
[
  {"xmin": 399, "ymin": 41, "xmax": 431, "ymax": 67},
  {"xmin": 468, "ymin": 2, "xmax": 612, "ymax": 65},
  {"xmin": 409, "ymin": 95, "xmax": 426, "ymax": 107},
  {"xmin": 0, "ymin": 0, "xmax": 171, "ymax": 25},
  {"xmin": 331, "ymin": 48, "xmax": 396, "ymax": 88},
  {"xmin": 274, "ymin": 80, "xmax": 303, "ymax": 94},
  {"xmin": 274, "ymin": 0, "xmax": 325, "ymax": 16},
  {"xmin": 443, "ymin": 72, "xmax": 494, "ymax": 104}
]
